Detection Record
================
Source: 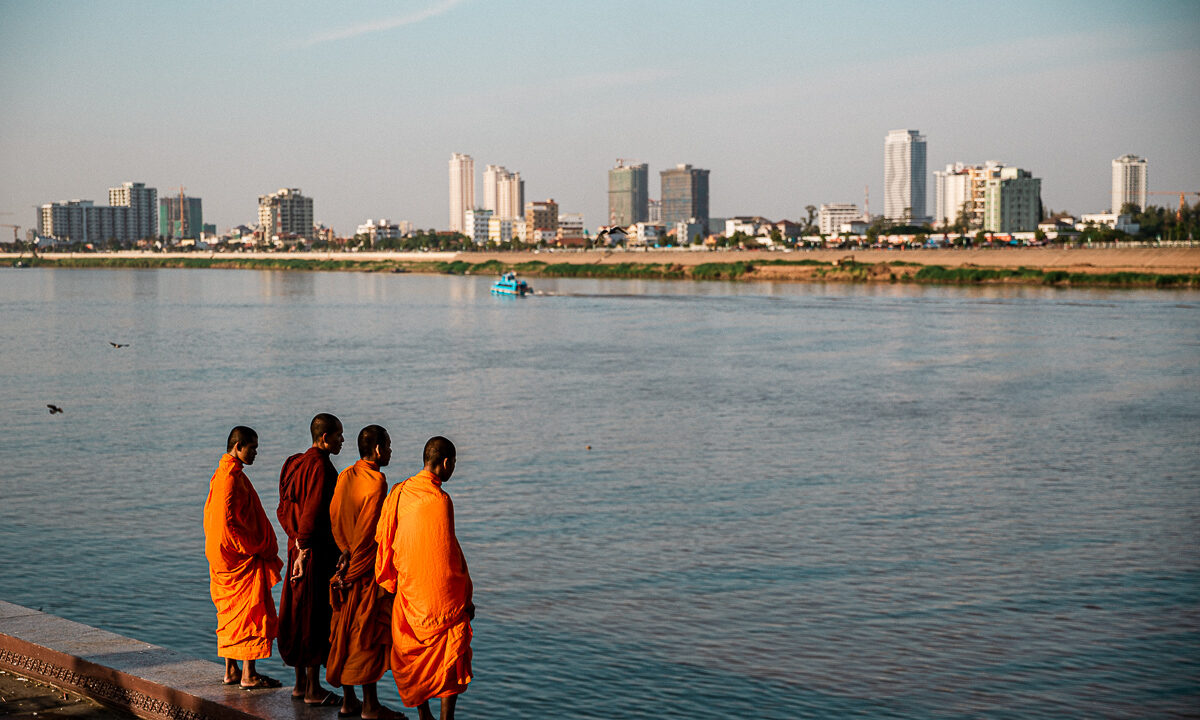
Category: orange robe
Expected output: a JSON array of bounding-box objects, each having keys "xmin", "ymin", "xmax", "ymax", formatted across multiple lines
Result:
[
  {"xmin": 203, "ymin": 453, "xmax": 283, "ymax": 660},
  {"xmin": 326, "ymin": 459, "xmax": 392, "ymax": 687},
  {"xmin": 375, "ymin": 469, "xmax": 473, "ymax": 707}
]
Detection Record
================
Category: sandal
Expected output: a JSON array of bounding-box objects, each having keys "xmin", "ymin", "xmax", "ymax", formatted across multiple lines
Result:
[
  {"xmin": 306, "ymin": 691, "xmax": 343, "ymax": 707},
  {"xmin": 240, "ymin": 674, "xmax": 282, "ymax": 691}
]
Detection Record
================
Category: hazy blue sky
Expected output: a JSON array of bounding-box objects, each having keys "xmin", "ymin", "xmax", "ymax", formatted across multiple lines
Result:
[{"xmin": 2, "ymin": 0, "xmax": 1198, "ymax": 234}]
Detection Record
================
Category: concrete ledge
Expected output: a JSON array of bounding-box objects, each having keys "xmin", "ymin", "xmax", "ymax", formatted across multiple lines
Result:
[{"xmin": 0, "ymin": 601, "xmax": 327, "ymax": 720}]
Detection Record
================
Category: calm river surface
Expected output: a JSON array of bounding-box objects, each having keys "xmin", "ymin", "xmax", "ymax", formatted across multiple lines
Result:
[{"xmin": 1, "ymin": 267, "xmax": 1198, "ymax": 718}]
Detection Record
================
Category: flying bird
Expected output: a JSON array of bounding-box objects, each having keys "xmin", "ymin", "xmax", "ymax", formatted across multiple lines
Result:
[
  {"xmin": 47, "ymin": 404, "xmax": 63, "ymax": 414},
  {"xmin": 109, "ymin": 342, "xmax": 129, "ymax": 348}
]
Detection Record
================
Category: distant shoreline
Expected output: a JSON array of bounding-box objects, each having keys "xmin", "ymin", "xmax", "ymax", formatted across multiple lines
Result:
[{"xmin": 5, "ymin": 247, "xmax": 1200, "ymax": 288}]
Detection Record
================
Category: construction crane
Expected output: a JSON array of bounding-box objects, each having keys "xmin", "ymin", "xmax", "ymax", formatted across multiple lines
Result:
[
  {"xmin": 176, "ymin": 187, "xmax": 188, "ymax": 240},
  {"xmin": 1147, "ymin": 191, "xmax": 1200, "ymax": 220}
]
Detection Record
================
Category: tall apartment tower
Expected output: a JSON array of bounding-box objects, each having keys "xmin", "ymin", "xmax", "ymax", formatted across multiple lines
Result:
[
  {"xmin": 1111, "ymin": 154, "xmax": 1147, "ymax": 213},
  {"xmin": 483, "ymin": 165, "xmax": 524, "ymax": 219},
  {"xmin": 258, "ymin": 188, "xmax": 314, "ymax": 240},
  {"xmin": 608, "ymin": 160, "xmax": 649, "ymax": 226},
  {"xmin": 884, "ymin": 129, "xmax": 928, "ymax": 224},
  {"xmin": 660, "ymin": 164, "xmax": 710, "ymax": 232},
  {"xmin": 108, "ymin": 181, "xmax": 158, "ymax": 240},
  {"xmin": 449, "ymin": 153, "xmax": 475, "ymax": 233}
]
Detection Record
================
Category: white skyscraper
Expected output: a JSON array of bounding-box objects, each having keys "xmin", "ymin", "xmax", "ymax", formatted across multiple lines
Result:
[
  {"xmin": 449, "ymin": 153, "xmax": 475, "ymax": 233},
  {"xmin": 1111, "ymin": 154, "xmax": 1147, "ymax": 213},
  {"xmin": 482, "ymin": 165, "xmax": 503, "ymax": 214},
  {"xmin": 884, "ymin": 129, "xmax": 928, "ymax": 224},
  {"xmin": 483, "ymin": 165, "xmax": 524, "ymax": 219}
]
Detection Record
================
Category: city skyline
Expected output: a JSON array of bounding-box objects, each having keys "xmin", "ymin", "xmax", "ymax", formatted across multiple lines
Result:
[{"xmin": 2, "ymin": 1, "xmax": 1198, "ymax": 234}]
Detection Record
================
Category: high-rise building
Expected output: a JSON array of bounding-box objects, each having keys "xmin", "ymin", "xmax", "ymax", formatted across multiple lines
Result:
[
  {"xmin": 500, "ymin": 173, "xmax": 523, "ymax": 220},
  {"xmin": 883, "ymin": 129, "xmax": 928, "ymax": 224},
  {"xmin": 482, "ymin": 166, "xmax": 523, "ymax": 219},
  {"xmin": 39, "ymin": 200, "xmax": 131, "ymax": 244},
  {"xmin": 449, "ymin": 153, "xmax": 475, "ymax": 233},
  {"xmin": 159, "ymin": 195, "xmax": 203, "ymax": 240},
  {"xmin": 482, "ymin": 165, "xmax": 502, "ymax": 214},
  {"xmin": 608, "ymin": 161, "xmax": 649, "ymax": 226},
  {"xmin": 1112, "ymin": 154, "xmax": 1147, "ymax": 213},
  {"xmin": 258, "ymin": 188, "xmax": 314, "ymax": 241},
  {"xmin": 660, "ymin": 164, "xmax": 709, "ymax": 232},
  {"xmin": 108, "ymin": 182, "xmax": 158, "ymax": 240},
  {"xmin": 983, "ymin": 167, "xmax": 1042, "ymax": 232}
]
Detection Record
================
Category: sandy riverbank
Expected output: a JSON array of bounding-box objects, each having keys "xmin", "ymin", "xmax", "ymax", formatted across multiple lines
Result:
[
  {"xmin": 6, "ymin": 247, "xmax": 1200, "ymax": 287},
  {"xmin": 462, "ymin": 247, "xmax": 1200, "ymax": 274}
]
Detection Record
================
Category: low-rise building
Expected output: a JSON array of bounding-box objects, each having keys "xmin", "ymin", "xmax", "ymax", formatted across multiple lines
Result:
[
  {"xmin": 675, "ymin": 219, "xmax": 706, "ymax": 245},
  {"xmin": 1078, "ymin": 213, "xmax": 1140, "ymax": 234},
  {"xmin": 488, "ymin": 215, "xmax": 513, "ymax": 244},
  {"xmin": 356, "ymin": 218, "xmax": 403, "ymax": 244},
  {"xmin": 725, "ymin": 216, "xmax": 772, "ymax": 238},
  {"xmin": 525, "ymin": 200, "xmax": 558, "ymax": 245},
  {"xmin": 463, "ymin": 208, "xmax": 493, "ymax": 244},
  {"xmin": 819, "ymin": 203, "xmax": 862, "ymax": 236}
]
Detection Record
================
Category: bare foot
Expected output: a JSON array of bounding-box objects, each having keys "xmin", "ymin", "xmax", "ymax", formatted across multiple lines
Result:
[
  {"xmin": 223, "ymin": 660, "xmax": 241, "ymax": 686},
  {"xmin": 361, "ymin": 707, "xmax": 406, "ymax": 720}
]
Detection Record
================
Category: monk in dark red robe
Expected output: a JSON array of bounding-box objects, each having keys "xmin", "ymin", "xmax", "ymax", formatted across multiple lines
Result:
[
  {"xmin": 376, "ymin": 437, "xmax": 474, "ymax": 720},
  {"xmin": 203, "ymin": 426, "xmax": 283, "ymax": 690},
  {"xmin": 327, "ymin": 425, "xmax": 400, "ymax": 719},
  {"xmin": 277, "ymin": 412, "xmax": 344, "ymax": 707}
]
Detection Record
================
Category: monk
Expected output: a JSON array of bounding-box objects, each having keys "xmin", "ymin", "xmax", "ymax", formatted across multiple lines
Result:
[
  {"xmin": 202, "ymin": 426, "xmax": 284, "ymax": 690},
  {"xmin": 327, "ymin": 425, "xmax": 401, "ymax": 719},
  {"xmin": 375, "ymin": 437, "xmax": 474, "ymax": 720},
  {"xmin": 277, "ymin": 412, "xmax": 344, "ymax": 707}
]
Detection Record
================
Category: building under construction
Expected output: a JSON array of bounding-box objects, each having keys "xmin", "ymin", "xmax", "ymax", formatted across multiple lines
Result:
[{"xmin": 158, "ymin": 194, "xmax": 203, "ymax": 240}]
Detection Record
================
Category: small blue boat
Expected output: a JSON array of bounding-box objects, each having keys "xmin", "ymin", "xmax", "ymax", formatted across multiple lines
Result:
[{"xmin": 491, "ymin": 271, "xmax": 531, "ymax": 296}]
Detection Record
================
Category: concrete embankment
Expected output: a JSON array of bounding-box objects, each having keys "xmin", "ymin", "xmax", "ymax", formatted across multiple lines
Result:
[{"xmin": 0, "ymin": 601, "xmax": 310, "ymax": 720}]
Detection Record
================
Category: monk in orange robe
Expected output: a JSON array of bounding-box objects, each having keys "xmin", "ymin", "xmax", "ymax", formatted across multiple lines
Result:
[
  {"xmin": 375, "ymin": 436, "xmax": 474, "ymax": 720},
  {"xmin": 203, "ymin": 426, "xmax": 283, "ymax": 690},
  {"xmin": 327, "ymin": 425, "xmax": 400, "ymax": 719}
]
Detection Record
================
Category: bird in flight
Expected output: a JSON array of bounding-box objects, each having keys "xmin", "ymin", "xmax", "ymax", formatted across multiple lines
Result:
[
  {"xmin": 109, "ymin": 342, "xmax": 130, "ymax": 348},
  {"xmin": 47, "ymin": 404, "xmax": 64, "ymax": 414}
]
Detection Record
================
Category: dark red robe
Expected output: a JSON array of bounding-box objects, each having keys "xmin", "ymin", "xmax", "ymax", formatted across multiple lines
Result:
[{"xmin": 277, "ymin": 446, "xmax": 340, "ymax": 668}]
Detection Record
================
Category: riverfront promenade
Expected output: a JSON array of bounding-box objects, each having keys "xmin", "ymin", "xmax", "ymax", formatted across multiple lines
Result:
[{"xmin": 0, "ymin": 601, "xmax": 323, "ymax": 720}]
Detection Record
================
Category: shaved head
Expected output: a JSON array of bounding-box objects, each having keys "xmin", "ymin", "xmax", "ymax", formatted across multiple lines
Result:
[
  {"xmin": 310, "ymin": 413, "xmax": 342, "ymax": 442},
  {"xmin": 227, "ymin": 426, "xmax": 257, "ymax": 452},
  {"xmin": 358, "ymin": 425, "xmax": 389, "ymax": 459},
  {"xmin": 423, "ymin": 436, "xmax": 456, "ymax": 467}
]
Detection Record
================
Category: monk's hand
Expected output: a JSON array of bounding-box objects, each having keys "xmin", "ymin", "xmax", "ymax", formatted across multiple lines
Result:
[
  {"xmin": 466, "ymin": 602, "xmax": 475, "ymax": 621},
  {"xmin": 291, "ymin": 547, "xmax": 309, "ymax": 582},
  {"xmin": 335, "ymin": 550, "xmax": 350, "ymax": 576}
]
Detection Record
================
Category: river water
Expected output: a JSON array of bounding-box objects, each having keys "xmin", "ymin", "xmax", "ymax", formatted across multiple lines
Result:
[{"xmin": 1, "ymin": 267, "xmax": 1197, "ymax": 718}]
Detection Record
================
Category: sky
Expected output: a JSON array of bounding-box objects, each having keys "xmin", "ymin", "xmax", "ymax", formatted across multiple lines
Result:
[{"xmin": 1, "ymin": 0, "xmax": 1198, "ymax": 235}]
